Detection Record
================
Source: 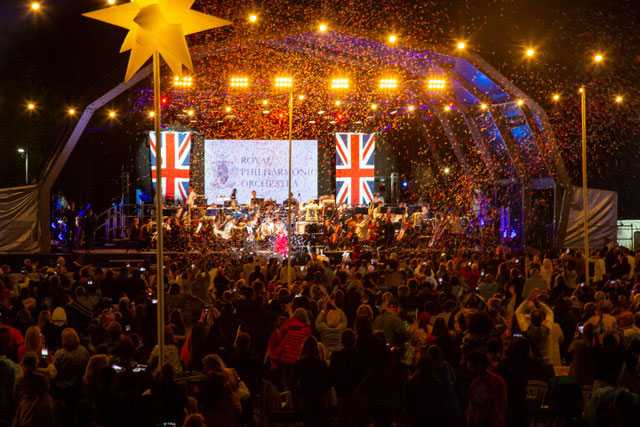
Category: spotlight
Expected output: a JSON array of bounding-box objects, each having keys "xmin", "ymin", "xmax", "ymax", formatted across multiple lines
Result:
[
  {"xmin": 107, "ymin": 0, "xmax": 116, "ymax": 5},
  {"xmin": 224, "ymin": 106, "xmax": 232, "ymax": 113},
  {"xmin": 479, "ymin": 103, "xmax": 488, "ymax": 111},
  {"xmin": 456, "ymin": 40, "xmax": 467, "ymax": 51},
  {"xmin": 370, "ymin": 103, "xmax": 378, "ymax": 111},
  {"xmin": 407, "ymin": 105, "xmax": 415, "ymax": 112},
  {"xmin": 66, "ymin": 107, "xmax": 77, "ymax": 116},
  {"xmin": 614, "ymin": 95, "xmax": 624, "ymax": 104},
  {"xmin": 186, "ymin": 109, "xmax": 195, "ymax": 117},
  {"xmin": 593, "ymin": 52, "xmax": 604, "ymax": 64},
  {"xmin": 334, "ymin": 100, "xmax": 342, "ymax": 107},
  {"xmin": 261, "ymin": 99, "xmax": 269, "ymax": 106},
  {"xmin": 318, "ymin": 22, "xmax": 328, "ymax": 33},
  {"xmin": 248, "ymin": 13, "xmax": 258, "ymax": 23},
  {"xmin": 443, "ymin": 167, "xmax": 451, "ymax": 175},
  {"xmin": 147, "ymin": 111, "xmax": 155, "ymax": 119},
  {"xmin": 274, "ymin": 76, "xmax": 293, "ymax": 89},
  {"xmin": 387, "ymin": 34, "xmax": 398, "ymax": 45},
  {"xmin": 426, "ymin": 78, "xmax": 447, "ymax": 90},
  {"xmin": 525, "ymin": 47, "xmax": 536, "ymax": 58},
  {"xmin": 443, "ymin": 105, "xmax": 452, "ymax": 112},
  {"xmin": 330, "ymin": 78, "xmax": 350, "ymax": 90},
  {"xmin": 29, "ymin": 1, "xmax": 41, "ymax": 12},
  {"xmin": 516, "ymin": 99, "xmax": 525, "ymax": 107},
  {"xmin": 26, "ymin": 102, "xmax": 36, "ymax": 112},
  {"xmin": 552, "ymin": 93, "xmax": 561, "ymax": 102},
  {"xmin": 298, "ymin": 94, "xmax": 305, "ymax": 101},
  {"xmin": 107, "ymin": 110, "xmax": 117, "ymax": 119},
  {"xmin": 229, "ymin": 76, "xmax": 249, "ymax": 88},
  {"xmin": 378, "ymin": 78, "xmax": 399, "ymax": 90}
]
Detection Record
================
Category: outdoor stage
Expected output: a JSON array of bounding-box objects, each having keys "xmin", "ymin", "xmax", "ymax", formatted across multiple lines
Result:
[{"xmin": 0, "ymin": 31, "xmax": 579, "ymax": 254}]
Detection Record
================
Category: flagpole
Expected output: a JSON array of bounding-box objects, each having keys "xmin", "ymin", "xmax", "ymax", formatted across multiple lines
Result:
[{"xmin": 153, "ymin": 51, "xmax": 166, "ymax": 367}]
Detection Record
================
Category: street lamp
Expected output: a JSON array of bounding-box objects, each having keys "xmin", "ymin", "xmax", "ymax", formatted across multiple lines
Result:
[{"xmin": 17, "ymin": 148, "xmax": 29, "ymax": 184}]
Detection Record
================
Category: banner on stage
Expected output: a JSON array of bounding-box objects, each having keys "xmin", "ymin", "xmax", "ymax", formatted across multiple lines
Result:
[
  {"xmin": 335, "ymin": 132, "xmax": 376, "ymax": 206},
  {"xmin": 204, "ymin": 139, "xmax": 318, "ymax": 205},
  {"xmin": 148, "ymin": 131, "xmax": 192, "ymax": 202}
]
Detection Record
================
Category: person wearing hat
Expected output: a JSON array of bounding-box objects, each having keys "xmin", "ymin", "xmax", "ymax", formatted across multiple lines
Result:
[{"xmin": 315, "ymin": 303, "xmax": 347, "ymax": 354}]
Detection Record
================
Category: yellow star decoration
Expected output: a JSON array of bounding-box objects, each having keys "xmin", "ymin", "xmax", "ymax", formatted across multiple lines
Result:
[{"xmin": 83, "ymin": 0, "xmax": 230, "ymax": 81}]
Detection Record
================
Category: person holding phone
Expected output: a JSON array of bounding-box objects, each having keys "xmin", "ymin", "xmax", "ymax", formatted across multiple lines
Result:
[{"xmin": 18, "ymin": 326, "xmax": 57, "ymax": 379}]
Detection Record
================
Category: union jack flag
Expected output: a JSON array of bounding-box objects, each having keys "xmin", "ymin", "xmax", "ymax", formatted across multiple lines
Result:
[
  {"xmin": 148, "ymin": 131, "xmax": 191, "ymax": 202},
  {"xmin": 336, "ymin": 132, "xmax": 376, "ymax": 206}
]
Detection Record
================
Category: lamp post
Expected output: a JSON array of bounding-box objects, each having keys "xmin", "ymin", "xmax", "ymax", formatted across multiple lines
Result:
[
  {"xmin": 275, "ymin": 76, "xmax": 294, "ymax": 288},
  {"xmin": 17, "ymin": 148, "xmax": 28, "ymax": 184},
  {"xmin": 580, "ymin": 86, "xmax": 589, "ymax": 287},
  {"xmin": 579, "ymin": 52, "xmax": 605, "ymax": 287}
]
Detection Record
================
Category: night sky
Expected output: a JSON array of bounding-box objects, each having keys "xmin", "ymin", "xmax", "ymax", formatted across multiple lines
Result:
[{"xmin": 1, "ymin": 0, "xmax": 639, "ymax": 214}]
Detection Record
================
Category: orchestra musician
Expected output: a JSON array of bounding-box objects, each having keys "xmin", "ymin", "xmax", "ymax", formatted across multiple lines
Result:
[{"xmin": 249, "ymin": 190, "xmax": 260, "ymax": 210}]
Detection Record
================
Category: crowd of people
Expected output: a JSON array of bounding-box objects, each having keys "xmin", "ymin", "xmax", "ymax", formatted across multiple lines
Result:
[{"xmin": 2, "ymin": 238, "xmax": 640, "ymax": 427}]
